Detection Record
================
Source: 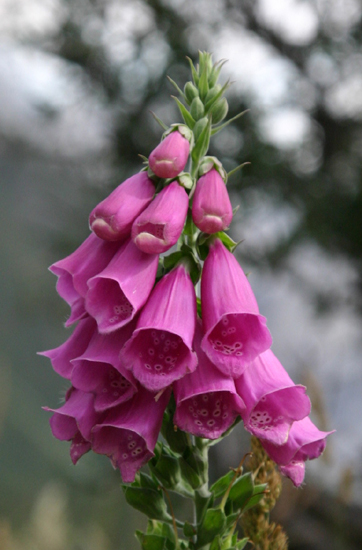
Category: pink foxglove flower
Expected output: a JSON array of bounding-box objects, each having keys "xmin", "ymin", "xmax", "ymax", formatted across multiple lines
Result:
[
  {"xmin": 235, "ymin": 350, "xmax": 311, "ymax": 445},
  {"xmin": 192, "ymin": 168, "xmax": 233, "ymax": 234},
  {"xmin": 71, "ymin": 321, "xmax": 137, "ymax": 412},
  {"xmin": 92, "ymin": 386, "xmax": 170, "ymax": 483},
  {"xmin": 44, "ymin": 388, "xmax": 102, "ymax": 464},
  {"xmin": 89, "ymin": 172, "xmax": 155, "ymax": 241},
  {"xmin": 149, "ymin": 130, "xmax": 190, "ymax": 179},
  {"xmin": 50, "ymin": 234, "xmax": 120, "ymax": 326},
  {"xmin": 174, "ymin": 321, "xmax": 245, "ymax": 439},
  {"xmin": 85, "ymin": 238, "xmax": 159, "ymax": 333},
  {"xmin": 38, "ymin": 316, "xmax": 97, "ymax": 379},
  {"xmin": 201, "ymin": 239, "xmax": 272, "ymax": 377},
  {"xmin": 120, "ymin": 264, "xmax": 198, "ymax": 391},
  {"xmin": 132, "ymin": 181, "xmax": 189, "ymax": 254},
  {"xmin": 261, "ymin": 416, "xmax": 334, "ymax": 487}
]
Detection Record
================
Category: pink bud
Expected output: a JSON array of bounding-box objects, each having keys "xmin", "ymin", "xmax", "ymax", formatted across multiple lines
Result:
[
  {"xmin": 120, "ymin": 265, "xmax": 198, "ymax": 392},
  {"xmin": 235, "ymin": 350, "xmax": 311, "ymax": 445},
  {"xmin": 89, "ymin": 172, "xmax": 155, "ymax": 241},
  {"xmin": 50, "ymin": 234, "xmax": 121, "ymax": 326},
  {"xmin": 174, "ymin": 321, "xmax": 245, "ymax": 439},
  {"xmin": 192, "ymin": 169, "xmax": 232, "ymax": 234},
  {"xmin": 85, "ymin": 238, "xmax": 159, "ymax": 334},
  {"xmin": 132, "ymin": 181, "xmax": 189, "ymax": 254},
  {"xmin": 149, "ymin": 131, "xmax": 190, "ymax": 179},
  {"xmin": 201, "ymin": 239, "xmax": 272, "ymax": 378},
  {"xmin": 261, "ymin": 417, "xmax": 335, "ymax": 487}
]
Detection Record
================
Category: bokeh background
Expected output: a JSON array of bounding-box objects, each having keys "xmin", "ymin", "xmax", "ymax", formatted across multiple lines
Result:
[{"xmin": 1, "ymin": 0, "xmax": 362, "ymax": 548}]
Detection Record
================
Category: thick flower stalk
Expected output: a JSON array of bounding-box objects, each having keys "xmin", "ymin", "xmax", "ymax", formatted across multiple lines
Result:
[{"xmin": 41, "ymin": 52, "xmax": 333, "ymax": 550}]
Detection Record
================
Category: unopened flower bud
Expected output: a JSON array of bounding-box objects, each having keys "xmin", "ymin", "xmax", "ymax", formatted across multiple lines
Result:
[
  {"xmin": 89, "ymin": 172, "xmax": 155, "ymax": 241},
  {"xmin": 204, "ymin": 85, "xmax": 221, "ymax": 106},
  {"xmin": 190, "ymin": 97, "xmax": 205, "ymax": 121},
  {"xmin": 210, "ymin": 97, "xmax": 228, "ymax": 124},
  {"xmin": 192, "ymin": 168, "xmax": 232, "ymax": 234},
  {"xmin": 193, "ymin": 117, "xmax": 208, "ymax": 142},
  {"xmin": 184, "ymin": 81, "xmax": 199, "ymax": 103},
  {"xmin": 132, "ymin": 181, "xmax": 189, "ymax": 254},
  {"xmin": 149, "ymin": 131, "xmax": 190, "ymax": 179}
]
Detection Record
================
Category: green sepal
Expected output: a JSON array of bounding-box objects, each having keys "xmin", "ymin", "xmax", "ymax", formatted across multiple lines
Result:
[
  {"xmin": 191, "ymin": 116, "xmax": 212, "ymax": 169},
  {"xmin": 149, "ymin": 451, "xmax": 181, "ymax": 491},
  {"xmin": 186, "ymin": 57, "xmax": 199, "ymax": 85},
  {"xmin": 198, "ymin": 63, "xmax": 209, "ymax": 100},
  {"xmin": 150, "ymin": 111, "xmax": 168, "ymax": 131},
  {"xmin": 139, "ymin": 472, "xmax": 160, "ymax": 490},
  {"xmin": 172, "ymin": 96, "xmax": 195, "ymax": 129},
  {"xmin": 163, "ymin": 247, "xmax": 201, "ymax": 286},
  {"xmin": 179, "ymin": 456, "xmax": 203, "ymax": 490},
  {"xmin": 196, "ymin": 508, "xmax": 226, "ymax": 547},
  {"xmin": 146, "ymin": 520, "xmax": 177, "ymax": 550},
  {"xmin": 205, "ymin": 80, "xmax": 231, "ymax": 111},
  {"xmin": 192, "ymin": 117, "xmax": 209, "ymax": 143},
  {"xmin": 182, "ymin": 446, "xmax": 208, "ymax": 487},
  {"xmin": 214, "ymin": 231, "xmax": 240, "ymax": 252},
  {"xmin": 225, "ymin": 512, "xmax": 239, "ymax": 530},
  {"xmin": 211, "ymin": 110, "xmax": 249, "ymax": 136},
  {"xmin": 167, "ymin": 76, "xmax": 187, "ymax": 101},
  {"xmin": 227, "ymin": 472, "xmax": 254, "ymax": 510},
  {"xmin": 210, "ymin": 97, "xmax": 229, "ymax": 125},
  {"xmin": 184, "ymin": 81, "xmax": 199, "ymax": 104},
  {"xmin": 161, "ymin": 400, "xmax": 189, "ymax": 454},
  {"xmin": 177, "ymin": 172, "xmax": 194, "ymax": 190},
  {"xmin": 208, "ymin": 59, "xmax": 228, "ymax": 88},
  {"xmin": 122, "ymin": 484, "xmax": 171, "ymax": 521},
  {"xmin": 183, "ymin": 521, "xmax": 196, "ymax": 538},
  {"xmin": 183, "ymin": 210, "xmax": 195, "ymax": 237},
  {"xmin": 242, "ymin": 483, "xmax": 267, "ymax": 512},
  {"xmin": 235, "ymin": 539, "xmax": 249, "ymax": 550},
  {"xmin": 210, "ymin": 470, "xmax": 234, "ymax": 499},
  {"xmin": 190, "ymin": 97, "xmax": 205, "ymax": 121},
  {"xmin": 135, "ymin": 532, "xmax": 167, "ymax": 550},
  {"xmin": 196, "ymin": 297, "xmax": 202, "ymax": 319}
]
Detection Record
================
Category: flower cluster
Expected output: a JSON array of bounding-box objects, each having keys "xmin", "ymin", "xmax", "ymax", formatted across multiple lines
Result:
[{"xmin": 42, "ymin": 54, "xmax": 332, "ymax": 488}]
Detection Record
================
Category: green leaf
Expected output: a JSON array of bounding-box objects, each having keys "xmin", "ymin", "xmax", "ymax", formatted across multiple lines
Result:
[
  {"xmin": 205, "ymin": 80, "xmax": 231, "ymax": 111},
  {"xmin": 123, "ymin": 486, "xmax": 171, "ymax": 521},
  {"xmin": 211, "ymin": 110, "xmax": 249, "ymax": 135},
  {"xmin": 196, "ymin": 297, "xmax": 202, "ymax": 319},
  {"xmin": 208, "ymin": 59, "xmax": 228, "ymax": 88},
  {"xmin": 210, "ymin": 470, "xmax": 234, "ymax": 499},
  {"xmin": 167, "ymin": 76, "xmax": 187, "ymax": 100},
  {"xmin": 179, "ymin": 456, "xmax": 202, "ymax": 490},
  {"xmin": 214, "ymin": 231, "xmax": 240, "ymax": 252},
  {"xmin": 139, "ymin": 472, "xmax": 160, "ymax": 490},
  {"xmin": 150, "ymin": 111, "xmax": 168, "ymax": 131},
  {"xmin": 136, "ymin": 533, "xmax": 167, "ymax": 550},
  {"xmin": 183, "ymin": 521, "xmax": 196, "ymax": 538},
  {"xmin": 242, "ymin": 484, "xmax": 267, "ymax": 512},
  {"xmin": 191, "ymin": 116, "xmax": 212, "ymax": 168},
  {"xmin": 149, "ymin": 454, "xmax": 181, "ymax": 490},
  {"xmin": 235, "ymin": 538, "xmax": 249, "ymax": 550},
  {"xmin": 227, "ymin": 473, "xmax": 254, "ymax": 510},
  {"xmin": 172, "ymin": 96, "xmax": 195, "ymax": 129},
  {"xmin": 186, "ymin": 56, "xmax": 199, "ymax": 85},
  {"xmin": 197, "ymin": 508, "xmax": 226, "ymax": 547},
  {"xmin": 194, "ymin": 489, "xmax": 213, "ymax": 524},
  {"xmin": 161, "ymin": 403, "xmax": 189, "ymax": 454},
  {"xmin": 198, "ymin": 65, "xmax": 209, "ymax": 100},
  {"xmin": 225, "ymin": 512, "xmax": 239, "ymax": 530},
  {"xmin": 210, "ymin": 535, "xmax": 222, "ymax": 550}
]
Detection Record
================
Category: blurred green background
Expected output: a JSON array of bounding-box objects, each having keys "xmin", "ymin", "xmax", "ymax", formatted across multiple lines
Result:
[{"xmin": 1, "ymin": 0, "xmax": 362, "ymax": 548}]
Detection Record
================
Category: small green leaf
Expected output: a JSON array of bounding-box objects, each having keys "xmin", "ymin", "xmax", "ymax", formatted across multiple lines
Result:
[
  {"xmin": 210, "ymin": 470, "xmax": 234, "ymax": 499},
  {"xmin": 228, "ymin": 472, "xmax": 254, "ymax": 510},
  {"xmin": 186, "ymin": 56, "xmax": 199, "ymax": 85},
  {"xmin": 214, "ymin": 231, "xmax": 240, "ymax": 252},
  {"xmin": 161, "ymin": 406, "xmax": 189, "ymax": 454},
  {"xmin": 225, "ymin": 512, "xmax": 239, "ymax": 530},
  {"xmin": 179, "ymin": 457, "xmax": 202, "ymax": 490},
  {"xmin": 167, "ymin": 76, "xmax": 187, "ymax": 100},
  {"xmin": 211, "ymin": 110, "xmax": 249, "ymax": 135},
  {"xmin": 150, "ymin": 111, "xmax": 168, "ymax": 131},
  {"xmin": 192, "ymin": 117, "xmax": 209, "ymax": 143},
  {"xmin": 210, "ymin": 535, "xmax": 222, "ymax": 550},
  {"xmin": 205, "ymin": 80, "xmax": 231, "ymax": 111},
  {"xmin": 172, "ymin": 96, "xmax": 195, "ymax": 129},
  {"xmin": 196, "ymin": 297, "xmax": 202, "ymax": 319},
  {"xmin": 149, "ymin": 454, "xmax": 181, "ymax": 490},
  {"xmin": 183, "ymin": 521, "xmax": 196, "ymax": 538},
  {"xmin": 139, "ymin": 472, "xmax": 159, "ymax": 490},
  {"xmin": 137, "ymin": 533, "xmax": 167, "ymax": 550},
  {"xmin": 235, "ymin": 538, "xmax": 249, "ymax": 550},
  {"xmin": 242, "ymin": 484, "xmax": 267, "ymax": 512},
  {"xmin": 208, "ymin": 59, "xmax": 228, "ymax": 87},
  {"xmin": 191, "ymin": 116, "xmax": 212, "ymax": 168},
  {"xmin": 123, "ymin": 486, "xmax": 171, "ymax": 521},
  {"xmin": 197, "ymin": 508, "xmax": 226, "ymax": 547},
  {"xmin": 195, "ymin": 490, "xmax": 213, "ymax": 524},
  {"xmin": 198, "ymin": 65, "xmax": 209, "ymax": 100}
]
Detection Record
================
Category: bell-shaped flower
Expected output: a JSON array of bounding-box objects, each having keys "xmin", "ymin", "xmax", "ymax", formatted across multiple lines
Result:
[
  {"xmin": 235, "ymin": 350, "xmax": 311, "ymax": 445},
  {"xmin": 44, "ymin": 388, "xmax": 102, "ymax": 464},
  {"xmin": 132, "ymin": 181, "xmax": 189, "ymax": 254},
  {"xmin": 192, "ymin": 168, "xmax": 233, "ymax": 234},
  {"xmin": 38, "ymin": 316, "xmax": 97, "ymax": 379},
  {"xmin": 71, "ymin": 321, "xmax": 137, "ymax": 411},
  {"xmin": 120, "ymin": 264, "xmax": 198, "ymax": 391},
  {"xmin": 85, "ymin": 238, "xmax": 159, "ymax": 333},
  {"xmin": 92, "ymin": 385, "xmax": 170, "ymax": 483},
  {"xmin": 89, "ymin": 172, "xmax": 155, "ymax": 241},
  {"xmin": 149, "ymin": 130, "xmax": 190, "ymax": 179},
  {"xmin": 174, "ymin": 321, "xmax": 245, "ymax": 439},
  {"xmin": 50, "ymin": 234, "xmax": 120, "ymax": 326},
  {"xmin": 261, "ymin": 416, "xmax": 334, "ymax": 487},
  {"xmin": 201, "ymin": 239, "xmax": 272, "ymax": 378}
]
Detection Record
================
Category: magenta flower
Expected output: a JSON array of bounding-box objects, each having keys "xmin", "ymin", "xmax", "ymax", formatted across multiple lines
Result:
[
  {"xmin": 71, "ymin": 321, "xmax": 137, "ymax": 411},
  {"xmin": 149, "ymin": 131, "xmax": 190, "ymax": 179},
  {"xmin": 85, "ymin": 238, "xmax": 159, "ymax": 333},
  {"xmin": 44, "ymin": 388, "xmax": 102, "ymax": 464},
  {"xmin": 174, "ymin": 321, "xmax": 245, "ymax": 439},
  {"xmin": 38, "ymin": 316, "xmax": 97, "ymax": 379},
  {"xmin": 50, "ymin": 234, "xmax": 120, "ymax": 326},
  {"xmin": 132, "ymin": 181, "xmax": 189, "ymax": 254},
  {"xmin": 201, "ymin": 239, "xmax": 272, "ymax": 378},
  {"xmin": 120, "ymin": 264, "xmax": 198, "ymax": 391},
  {"xmin": 261, "ymin": 416, "xmax": 334, "ymax": 487},
  {"xmin": 89, "ymin": 172, "xmax": 155, "ymax": 241},
  {"xmin": 92, "ymin": 386, "xmax": 170, "ymax": 483},
  {"xmin": 235, "ymin": 350, "xmax": 311, "ymax": 445},
  {"xmin": 192, "ymin": 168, "xmax": 233, "ymax": 234}
]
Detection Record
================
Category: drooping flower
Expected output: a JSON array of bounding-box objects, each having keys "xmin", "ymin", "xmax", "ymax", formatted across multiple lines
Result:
[
  {"xmin": 132, "ymin": 181, "xmax": 189, "ymax": 254},
  {"xmin": 92, "ymin": 385, "xmax": 170, "ymax": 483},
  {"xmin": 235, "ymin": 350, "xmax": 311, "ymax": 445},
  {"xmin": 174, "ymin": 321, "xmax": 245, "ymax": 439},
  {"xmin": 148, "ymin": 130, "xmax": 190, "ymax": 179},
  {"xmin": 44, "ymin": 388, "xmax": 102, "ymax": 464},
  {"xmin": 89, "ymin": 172, "xmax": 155, "ymax": 241},
  {"xmin": 192, "ymin": 168, "xmax": 233, "ymax": 234},
  {"xmin": 50, "ymin": 234, "xmax": 120, "ymax": 326},
  {"xmin": 38, "ymin": 316, "xmax": 97, "ymax": 379},
  {"xmin": 85, "ymin": 238, "xmax": 159, "ymax": 333},
  {"xmin": 71, "ymin": 321, "xmax": 137, "ymax": 411},
  {"xmin": 201, "ymin": 239, "xmax": 272, "ymax": 377},
  {"xmin": 120, "ymin": 264, "xmax": 198, "ymax": 391},
  {"xmin": 261, "ymin": 416, "xmax": 334, "ymax": 487}
]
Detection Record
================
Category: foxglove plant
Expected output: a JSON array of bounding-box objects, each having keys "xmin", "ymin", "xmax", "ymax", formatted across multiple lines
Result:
[{"xmin": 42, "ymin": 52, "xmax": 333, "ymax": 550}]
